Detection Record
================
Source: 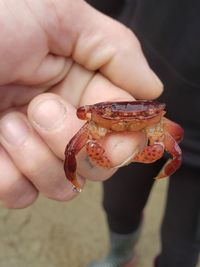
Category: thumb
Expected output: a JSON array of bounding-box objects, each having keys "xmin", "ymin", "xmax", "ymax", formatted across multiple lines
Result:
[{"xmin": 42, "ymin": 0, "xmax": 163, "ymax": 99}]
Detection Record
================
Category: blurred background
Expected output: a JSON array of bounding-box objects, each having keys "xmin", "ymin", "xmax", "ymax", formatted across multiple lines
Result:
[{"xmin": 0, "ymin": 179, "xmax": 199, "ymax": 267}]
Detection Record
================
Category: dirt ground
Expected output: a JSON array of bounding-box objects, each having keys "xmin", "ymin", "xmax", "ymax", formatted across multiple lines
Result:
[{"xmin": 0, "ymin": 179, "xmax": 199, "ymax": 267}]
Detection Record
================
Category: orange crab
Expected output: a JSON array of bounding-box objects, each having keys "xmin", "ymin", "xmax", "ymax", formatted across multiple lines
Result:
[{"xmin": 64, "ymin": 100, "xmax": 184, "ymax": 192}]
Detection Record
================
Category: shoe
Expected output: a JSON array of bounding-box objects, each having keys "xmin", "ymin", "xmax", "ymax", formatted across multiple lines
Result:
[
  {"xmin": 122, "ymin": 255, "xmax": 138, "ymax": 267},
  {"xmin": 88, "ymin": 251, "xmax": 158, "ymax": 267},
  {"xmin": 86, "ymin": 227, "xmax": 141, "ymax": 267},
  {"xmin": 153, "ymin": 256, "xmax": 158, "ymax": 267},
  {"xmin": 87, "ymin": 255, "xmax": 137, "ymax": 267}
]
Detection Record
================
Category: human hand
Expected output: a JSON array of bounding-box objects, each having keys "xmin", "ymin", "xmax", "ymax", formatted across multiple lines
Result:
[{"xmin": 0, "ymin": 0, "xmax": 163, "ymax": 208}]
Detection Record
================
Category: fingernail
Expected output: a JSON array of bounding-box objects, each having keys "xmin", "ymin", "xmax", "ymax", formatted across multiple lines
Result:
[
  {"xmin": 31, "ymin": 99, "xmax": 67, "ymax": 131},
  {"xmin": 0, "ymin": 113, "xmax": 29, "ymax": 146},
  {"xmin": 114, "ymin": 149, "xmax": 140, "ymax": 168}
]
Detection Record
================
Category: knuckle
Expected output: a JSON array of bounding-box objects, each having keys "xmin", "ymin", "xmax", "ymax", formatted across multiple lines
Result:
[
  {"xmin": 0, "ymin": 176, "xmax": 38, "ymax": 209},
  {"xmin": 2, "ymin": 188, "xmax": 38, "ymax": 209}
]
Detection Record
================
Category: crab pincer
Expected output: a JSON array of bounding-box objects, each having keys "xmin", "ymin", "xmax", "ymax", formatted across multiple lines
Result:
[{"xmin": 64, "ymin": 101, "xmax": 184, "ymax": 191}]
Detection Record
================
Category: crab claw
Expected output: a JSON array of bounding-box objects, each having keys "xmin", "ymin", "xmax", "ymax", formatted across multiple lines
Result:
[
  {"xmin": 64, "ymin": 123, "xmax": 89, "ymax": 192},
  {"xmin": 156, "ymin": 133, "xmax": 182, "ymax": 179},
  {"xmin": 155, "ymin": 118, "xmax": 184, "ymax": 178}
]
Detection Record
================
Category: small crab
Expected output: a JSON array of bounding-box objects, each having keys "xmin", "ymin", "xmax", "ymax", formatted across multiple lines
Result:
[{"xmin": 64, "ymin": 100, "xmax": 184, "ymax": 192}]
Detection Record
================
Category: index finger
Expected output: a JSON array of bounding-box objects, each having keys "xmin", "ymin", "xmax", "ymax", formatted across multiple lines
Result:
[{"xmin": 36, "ymin": 0, "xmax": 163, "ymax": 99}]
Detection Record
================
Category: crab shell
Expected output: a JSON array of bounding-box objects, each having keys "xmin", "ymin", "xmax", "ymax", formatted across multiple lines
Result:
[
  {"xmin": 64, "ymin": 101, "xmax": 184, "ymax": 192},
  {"xmin": 77, "ymin": 101, "xmax": 166, "ymax": 132}
]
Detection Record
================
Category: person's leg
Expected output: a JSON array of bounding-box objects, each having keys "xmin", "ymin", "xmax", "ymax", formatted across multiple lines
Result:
[
  {"xmin": 86, "ymin": 0, "xmax": 125, "ymax": 18},
  {"xmin": 156, "ymin": 165, "xmax": 200, "ymax": 267},
  {"xmin": 87, "ymin": 159, "xmax": 165, "ymax": 267},
  {"xmin": 103, "ymin": 161, "xmax": 165, "ymax": 234}
]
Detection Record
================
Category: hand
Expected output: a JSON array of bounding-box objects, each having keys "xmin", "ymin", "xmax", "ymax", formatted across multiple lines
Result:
[{"xmin": 0, "ymin": 0, "xmax": 163, "ymax": 208}]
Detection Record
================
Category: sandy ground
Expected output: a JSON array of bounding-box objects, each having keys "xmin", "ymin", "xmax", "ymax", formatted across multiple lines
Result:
[{"xmin": 0, "ymin": 179, "xmax": 199, "ymax": 267}]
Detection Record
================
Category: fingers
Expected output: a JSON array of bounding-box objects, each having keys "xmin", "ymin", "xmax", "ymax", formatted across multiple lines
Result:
[
  {"xmin": 52, "ymin": 62, "xmax": 95, "ymax": 107},
  {"xmin": 17, "ymin": 55, "xmax": 73, "ymax": 88},
  {"xmin": 0, "ymin": 147, "xmax": 38, "ymax": 209},
  {"xmin": 1, "ymin": 0, "xmax": 162, "ymax": 97},
  {"xmin": 28, "ymin": 93, "xmax": 84, "ymax": 159},
  {"xmin": 43, "ymin": 0, "xmax": 163, "ymax": 99},
  {"xmin": 79, "ymin": 73, "xmax": 134, "ymax": 105},
  {"xmin": 52, "ymin": 63, "xmax": 132, "ymax": 107},
  {"xmin": 0, "ymin": 112, "xmax": 82, "ymax": 204}
]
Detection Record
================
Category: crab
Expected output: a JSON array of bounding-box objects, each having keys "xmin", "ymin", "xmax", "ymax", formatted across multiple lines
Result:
[{"xmin": 64, "ymin": 100, "xmax": 184, "ymax": 192}]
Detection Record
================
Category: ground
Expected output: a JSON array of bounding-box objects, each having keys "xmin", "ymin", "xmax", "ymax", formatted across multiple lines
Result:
[{"xmin": 0, "ymin": 179, "xmax": 199, "ymax": 267}]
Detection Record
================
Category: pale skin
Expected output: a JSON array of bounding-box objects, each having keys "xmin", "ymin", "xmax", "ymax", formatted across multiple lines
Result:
[{"xmin": 0, "ymin": 0, "xmax": 163, "ymax": 208}]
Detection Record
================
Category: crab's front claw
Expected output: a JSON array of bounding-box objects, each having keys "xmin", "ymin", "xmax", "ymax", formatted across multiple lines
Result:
[
  {"xmin": 156, "ymin": 133, "xmax": 182, "ymax": 179},
  {"xmin": 64, "ymin": 123, "xmax": 89, "ymax": 192},
  {"xmin": 134, "ymin": 143, "xmax": 164, "ymax": 163},
  {"xmin": 86, "ymin": 140, "xmax": 112, "ymax": 168}
]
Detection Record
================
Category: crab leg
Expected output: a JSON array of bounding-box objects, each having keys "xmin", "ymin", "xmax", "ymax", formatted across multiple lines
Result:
[
  {"xmin": 163, "ymin": 117, "xmax": 184, "ymax": 143},
  {"xmin": 64, "ymin": 123, "xmax": 89, "ymax": 192},
  {"xmin": 156, "ymin": 133, "xmax": 182, "ymax": 179},
  {"xmin": 133, "ymin": 122, "xmax": 165, "ymax": 163}
]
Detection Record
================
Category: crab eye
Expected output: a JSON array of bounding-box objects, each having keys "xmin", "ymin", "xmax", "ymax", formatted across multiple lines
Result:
[
  {"xmin": 77, "ymin": 107, "xmax": 86, "ymax": 119},
  {"xmin": 77, "ymin": 106, "xmax": 91, "ymax": 120}
]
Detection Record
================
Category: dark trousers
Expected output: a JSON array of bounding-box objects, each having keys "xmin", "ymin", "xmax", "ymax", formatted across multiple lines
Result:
[{"xmin": 103, "ymin": 161, "xmax": 200, "ymax": 267}]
